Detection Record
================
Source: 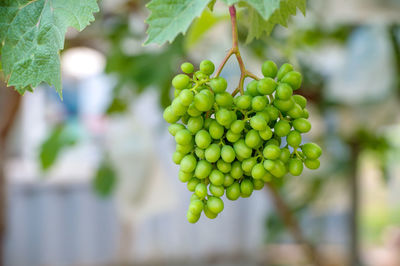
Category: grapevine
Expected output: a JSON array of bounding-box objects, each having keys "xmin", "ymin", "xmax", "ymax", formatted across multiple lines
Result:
[{"xmin": 163, "ymin": 5, "xmax": 322, "ymax": 223}]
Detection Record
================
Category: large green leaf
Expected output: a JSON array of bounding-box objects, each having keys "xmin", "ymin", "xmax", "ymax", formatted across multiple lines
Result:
[
  {"xmin": 0, "ymin": 0, "xmax": 99, "ymax": 97},
  {"xmin": 144, "ymin": 0, "xmax": 212, "ymax": 45}
]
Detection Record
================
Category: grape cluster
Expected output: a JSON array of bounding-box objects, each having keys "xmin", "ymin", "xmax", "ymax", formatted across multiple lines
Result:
[{"xmin": 163, "ymin": 59, "xmax": 322, "ymax": 223}]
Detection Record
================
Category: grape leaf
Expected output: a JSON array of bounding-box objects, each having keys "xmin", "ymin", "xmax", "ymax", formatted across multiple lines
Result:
[
  {"xmin": 144, "ymin": 0, "xmax": 212, "ymax": 46},
  {"xmin": 0, "ymin": 0, "xmax": 99, "ymax": 97},
  {"xmin": 93, "ymin": 160, "xmax": 117, "ymax": 197}
]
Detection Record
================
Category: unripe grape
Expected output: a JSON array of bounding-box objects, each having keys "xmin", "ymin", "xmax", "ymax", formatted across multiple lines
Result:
[
  {"xmin": 207, "ymin": 197, "xmax": 224, "ymax": 214},
  {"xmin": 209, "ymin": 120, "xmax": 224, "ymax": 139},
  {"xmin": 240, "ymin": 179, "xmax": 254, "ymax": 197},
  {"xmin": 195, "ymin": 129, "xmax": 211, "ymax": 149},
  {"xmin": 210, "ymin": 184, "xmax": 225, "ymax": 197},
  {"xmin": 194, "ymin": 71, "xmax": 208, "ymax": 81},
  {"xmin": 195, "ymin": 183, "xmax": 208, "ymax": 199},
  {"xmin": 175, "ymin": 129, "xmax": 192, "ymax": 145},
  {"xmin": 304, "ymin": 158, "xmax": 320, "ymax": 169},
  {"xmin": 200, "ymin": 60, "xmax": 215, "ymax": 75},
  {"xmin": 204, "ymin": 118, "xmax": 213, "ymax": 129},
  {"xmin": 267, "ymin": 139, "xmax": 280, "ymax": 147},
  {"xmin": 293, "ymin": 118, "xmax": 311, "ymax": 133},
  {"xmin": 289, "ymin": 158, "xmax": 303, "ymax": 176},
  {"xmin": 230, "ymin": 120, "xmax": 245, "ymax": 134},
  {"xmin": 257, "ymin": 111, "xmax": 270, "ymax": 124},
  {"xmin": 168, "ymin": 123, "xmax": 185, "ymax": 136},
  {"xmin": 230, "ymin": 161, "xmax": 243, "ymax": 179},
  {"xmin": 235, "ymin": 95, "xmax": 252, "ymax": 110},
  {"xmin": 276, "ymin": 83, "xmax": 293, "ymax": 100},
  {"xmin": 259, "ymin": 126, "xmax": 273, "ymax": 140},
  {"xmin": 179, "ymin": 170, "xmax": 193, "ymax": 182},
  {"xmin": 252, "ymin": 163, "xmax": 266, "ymax": 179},
  {"xmin": 190, "ymin": 194, "xmax": 200, "ymax": 201},
  {"xmin": 181, "ymin": 62, "xmax": 194, "ymax": 74},
  {"xmin": 293, "ymin": 94, "xmax": 307, "ymax": 108},
  {"xmin": 205, "ymin": 143, "xmax": 221, "ymax": 163},
  {"xmin": 257, "ymin": 78, "xmax": 277, "ymax": 95},
  {"xmin": 195, "ymin": 147, "xmax": 205, "ymax": 159},
  {"xmin": 221, "ymin": 145, "xmax": 236, "ymax": 163},
  {"xmin": 265, "ymin": 105, "xmax": 279, "ymax": 121},
  {"xmin": 209, "ymin": 77, "xmax": 227, "ymax": 93},
  {"xmin": 279, "ymin": 148, "xmax": 291, "ymax": 163},
  {"xmin": 273, "ymin": 98, "xmax": 294, "ymax": 112},
  {"xmin": 209, "ymin": 169, "xmax": 224, "ymax": 186},
  {"xmin": 263, "ymin": 160, "xmax": 275, "ymax": 172},
  {"xmin": 189, "ymin": 199, "xmax": 204, "ymax": 214},
  {"xmin": 176, "ymin": 143, "xmax": 193, "ymax": 154},
  {"xmin": 172, "ymin": 74, "xmax": 190, "ymax": 90},
  {"xmin": 187, "ymin": 102, "xmax": 202, "ymax": 117},
  {"xmin": 215, "ymin": 92, "xmax": 233, "ymax": 107},
  {"xmin": 194, "ymin": 160, "xmax": 212, "ymax": 179},
  {"xmin": 287, "ymin": 104, "xmax": 304, "ymax": 119},
  {"xmin": 250, "ymin": 115, "xmax": 267, "ymax": 131},
  {"xmin": 263, "ymin": 145, "xmax": 281, "ymax": 160},
  {"xmin": 245, "ymin": 129, "xmax": 261, "ymax": 148},
  {"xmin": 187, "ymin": 177, "xmax": 200, "ymax": 191},
  {"xmin": 194, "ymin": 93, "xmax": 212, "ymax": 111},
  {"xmin": 204, "ymin": 205, "xmax": 218, "ymax": 219},
  {"xmin": 187, "ymin": 116, "xmax": 204, "ymax": 134},
  {"xmin": 163, "ymin": 106, "xmax": 180, "ymax": 123},
  {"xmin": 281, "ymin": 71, "xmax": 302, "ymax": 90},
  {"xmin": 181, "ymin": 114, "xmax": 190, "ymax": 125},
  {"xmin": 270, "ymin": 160, "xmax": 287, "ymax": 178},
  {"xmin": 274, "ymin": 120, "xmax": 291, "ymax": 137},
  {"xmin": 179, "ymin": 89, "xmax": 194, "ymax": 106},
  {"xmin": 277, "ymin": 63, "xmax": 293, "ymax": 81},
  {"xmin": 242, "ymin": 157, "xmax": 257, "ymax": 173},
  {"xmin": 251, "ymin": 96, "xmax": 267, "ymax": 111},
  {"xmin": 303, "ymin": 108, "xmax": 310, "ymax": 119},
  {"xmin": 302, "ymin": 143, "xmax": 322, "ymax": 159},
  {"xmin": 253, "ymin": 179, "xmax": 265, "ymax": 190},
  {"xmin": 172, "ymin": 151, "xmax": 185, "ymax": 164},
  {"xmin": 187, "ymin": 210, "xmax": 200, "ymax": 223},
  {"xmin": 226, "ymin": 130, "xmax": 241, "ymax": 143},
  {"xmin": 174, "ymin": 89, "xmax": 181, "ymax": 98},
  {"xmin": 287, "ymin": 130, "xmax": 302, "ymax": 147},
  {"xmin": 262, "ymin": 171, "xmax": 273, "ymax": 182},
  {"xmin": 216, "ymin": 108, "xmax": 232, "ymax": 126},
  {"xmin": 246, "ymin": 80, "xmax": 259, "ymax": 96},
  {"xmin": 262, "ymin": 60, "xmax": 278, "ymax": 78},
  {"xmin": 226, "ymin": 182, "xmax": 241, "ymax": 200},
  {"xmin": 223, "ymin": 175, "xmax": 235, "ymax": 187},
  {"xmin": 217, "ymin": 159, "xmax": 231, "ymax": 173},
  {"xmin": 233, "ymin": 139, "xmax": 252, "ymax": 159},
  {"xmin": 180, "ymin": 154, "xmax": 197, "ymax": 173}
]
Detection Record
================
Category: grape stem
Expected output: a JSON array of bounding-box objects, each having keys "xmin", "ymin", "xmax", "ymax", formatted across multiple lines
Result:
[{"xmin": 214, "ymin": 5, "xmax": 259, "ymax": 96}]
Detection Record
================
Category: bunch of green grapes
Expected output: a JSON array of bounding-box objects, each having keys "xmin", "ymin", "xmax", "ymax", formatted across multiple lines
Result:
[{"xmin": 163, "ymin": 59, "xmax": 322, "ymax": 223}]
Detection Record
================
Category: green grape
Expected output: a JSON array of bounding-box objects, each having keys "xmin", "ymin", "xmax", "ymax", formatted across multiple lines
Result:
[
  {"xmin": 181, "ymin": 114, "xmax": 190, "ymax": 125},
  {"xmin": 259, "ymin": 126, "xmax": 273, "ymax": 140},
  {"xmin": 293, "ymin": 118, "xmax": 311, "ymax": 133},
  {"xmin": 245, "ymin": 129, "xmax": 261, "ymax": 148},
  {"xmin": 179, "ymin": 170, "xmax": 193, "ymax": 182},
  {"xmin": 250, "ymin": 115, "xmax": 267, "ymax": 131},
  {"xmin": 204, "ymin": 206, "xmax": 218, "ymax": 219},
  {"xmin": 287, "ymin": 104, "xmax": 304, "ymax": 119},
  {"xmin": 172, "ymin": 74, "xmax": 190, "ymax": 90},
  {"xmin": 252, "ymin": 163, "xmax": 266, "ymax": 179},
  {"xmin": 273, "ymin": 98, "xmax": 294, "ymax": 112},
  {"xmin": 175, "ymin": 129, "xmax": 192, "ymax": 145},
  {"xmin": 216, "ymin": 108, "xmax": 232, "ymax": 126},
  {"xmin": 189, "ymin": 199, "xmax": 204, "ymax": 214},
  {"xmin": 176, "ymin": 143, "xmax": 193, "ymax": 155},
  {"xmin": 279, "ymin": 148, "xmax": 291, "ymax": 163},
  {"xmin": 195, "ymin": 129, "xmax": 212, "ymax": 149},
  {"xmin": 303, "ymin": 108, "xmax": 310, "ymax": 119},
  {"xmin": 265, "ymin": 105, "xmax": 279, "ymax": 121},
  {"xmin": 269, "ymin": 160, "xmax": 287, "ymax": 178},
  {"xmin": 168, "ymin": 123, "xmax": 185, "ymax": 136},
  {"xmin": 242, "ymin": 157, "xmax": 257, "ymax": 172},
  {"xmin": 217, "ymin": 159, "xmax": 231, "ymax": 173},
  {"xmin": 302, "ymin": 143, "xmax": 322, "ymax": 159},
  {"xmin": 187, "ymin": 102, "xmax": 202, "ymax": 117},
  {"xmin": 240, "ymin": 179, "xmax": 254, "ymax": 197},
  {"xmin": 274, "ymin": 120, "xmax": 291, "ymax": 137},
  {"xmin": 263, "ymin": 145, "xmax": 281, "ymax": 160},
  {"xmin": 277, "ymin": 63, "xmax": 293, "ymax": 81},
  {"xmin": 293, "ymin": 94, "xmax": 307, "ymax": 108},
  {"xmin": 205, "ymin": 143, "xmax": 221, "ymax": 163},
  {"xmin": 187, "ymin": 178, "xmax": 200, "ymax": 191},
  {"xmin": 190, "ymin": 194, "xmax": 200, "ymax": 201},
  {"xmin": 251, "ymin": 96, "xmax": 267, "ymax": 111},
  {"xmin": 253, "ymin": 179, "xmax": 265, "ymax": 190},
  {"xmin": 181, "ymin": 62, "xmax": 194, "ymax": 74},
  {"xmin": 281, "ymin": 71, "xmax": 302, "ymax": 90},
  {"xmin": 230, "ymin": 120, "xmax": 245, "ymax": 134},
  {"xmin": 230, "ymin": 161, "xmax": 243, "ymax": 179},
  {"xmin": 209, "ymin": 120, "xmax": 224, "ymax": 139},
  {"xmin": 209, "ymin": 169, "xmax": 224, "ymax": 186},
  {"xmin": 179, "ymin": 89, "xmax": 194, "ymax": 106},
  {"xmin": 187, "ymin": 211, "xmax": 200, "ymax": 223},
  {"xmin": 172, "ymin": 151, "xmax": 185, "ymax": 164},
  {"xmin": 194, "ymin": 71, "xmax": 208, "ymax": 81},
  {"xmin": 194, "ymin": 160, "xmax": 212, "ymax": 179},
  {"xmin": 187, "ymin": 116, "xmax": 204, "ymax": 134},
  {"xmin": 195, "ymin": 147, "xmax": 205, "ymax": 159},
  {"xmin": 207, "ymin": 196, "xmax": 224, "ymax": 214},
  {"xmin": 263, "ymin": 160, "xmax": 275, "ymax": 172},
  {"xmin": 195, "ymin": 183, "xmax": 208, "ymax": 199},
  {"xmin": 257, "ymin": 78, "xmax": 277, "ymax": 95},
  {"xmin": 276, "ymin": 83, "xmax": 293, "ymax": 100},
  {"xmin": 226, "ymin": 130, "xmax": 241, "ymax": 143},
  {"xmin": 180, "ymin": 154, "xmax": 197, "ymax": 173},
  {"xmin": 215, "ymin": 92, "xmax": 233, "ymax": 107},
  {"xmin": 174, "ymin": 89, "xmax": 181, "ymax": 98},
  {"xmin": 262, "ymin": 60, "xmax": 278, "ymax": 78},
  {"xmin": 235, "ymin": 95, "xmax": 252, "ymax": 110},
  {"xmin": 221, "ymin": 145, "xmax": 236, "ymax": 163},
  {"xmin": 287, "ymin": 130, "xmax": 302, "ymax": 147},
  {"xmin": 233, "ymin": 139, "xmax": 252, "ymax": 159},
  {"xmin": 223, "ymin": 175, "xmax": 235, "ymax": 187},
  {"xmin": 204, "ymin": 118, "xmax": 213, "ymax": 129},
  {"xmin": 246, "ymin": 80, "xmax": 259, "ymax": 96},
  {"xmin": 200, "ymin": 60, "xmax": 215, "ymax": 75},
  {"xmin": 194, "ymin": 93, "xmax": 212, "ymax": 112},
  {"xmin": 257, "ymin": 111, "xmax": 270, "ymax": 124},
  {"xmin": 266, "ymin": 139, "xmax": 280, "ymax": 147},
  {"xmin": 209, "ymin": 77, "xmax": 227, "ymax": 93},
  {"xmin": 163, "ymin": 106, "xmax": 179, "ymax": 123},
  {"xmin": 210, "ymin": 184, "xmax": 224, "ymax": 197},
  {"xmin": 304, "ymin": 158, "xmax": 320, "ymax": 169},
  {"xmin": 262, "ymin": 171, "xmax": 273, "ymax": 182},
  {"xmin": 289, "ymin": 158, "xmax": 303, "ymax": 176},
  {"xmin": 226, "ymin": 182, "xmax": 241, "ymax": 200}
]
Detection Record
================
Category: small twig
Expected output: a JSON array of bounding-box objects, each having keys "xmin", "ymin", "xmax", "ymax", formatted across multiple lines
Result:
[{"xmin": 214, "ymin": 49, "xmax": 234, "ymax": 78}]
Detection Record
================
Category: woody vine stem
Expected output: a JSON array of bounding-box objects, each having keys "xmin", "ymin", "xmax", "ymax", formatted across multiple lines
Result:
[{"xmin": 216, "ymin": 5, "xmax": 324, "ymax": 266}]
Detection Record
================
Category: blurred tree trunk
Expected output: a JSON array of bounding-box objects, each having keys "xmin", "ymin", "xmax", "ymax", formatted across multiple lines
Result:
[{"xmin": 0, "ymin": 83, "xmax": 22, "ymax": 266}]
